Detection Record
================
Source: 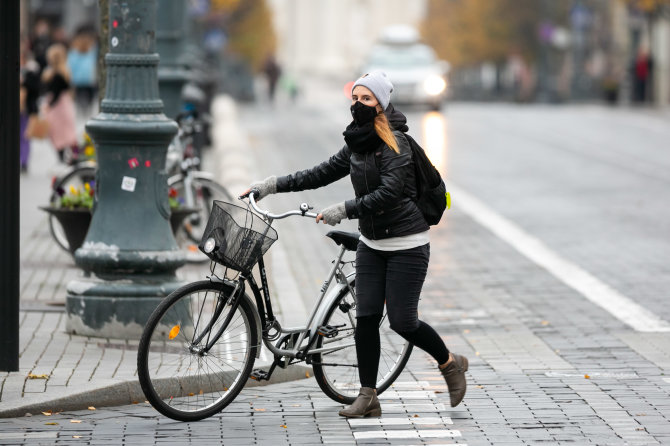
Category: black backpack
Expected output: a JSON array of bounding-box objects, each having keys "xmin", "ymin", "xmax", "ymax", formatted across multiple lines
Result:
[{"xmin": 403, "ymin": 134, "xmax": 450, "ymax": 225}]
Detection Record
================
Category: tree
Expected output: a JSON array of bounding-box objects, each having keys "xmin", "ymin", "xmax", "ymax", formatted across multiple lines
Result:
[
  {"xmin": 421, "ymin": 0, "xmax": 568, "ymax": 67},
  {"xmin": 210, "ymin": 0, "xmax": 276, "ymax": 72}
]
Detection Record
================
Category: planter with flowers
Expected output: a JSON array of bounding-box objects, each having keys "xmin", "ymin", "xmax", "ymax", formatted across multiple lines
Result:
[{"xmin": 40, "ymin": 183, "xmax": 95, "ymax": 255}]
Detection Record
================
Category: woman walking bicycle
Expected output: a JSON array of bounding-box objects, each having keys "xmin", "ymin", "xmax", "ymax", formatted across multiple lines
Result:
[{"xmin": 244, "ymin": 71, "xmax": 468, "ymax": 418}]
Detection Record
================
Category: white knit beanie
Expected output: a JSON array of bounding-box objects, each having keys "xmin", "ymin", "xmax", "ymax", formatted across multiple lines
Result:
[{"xmin": 351, "ymin": 71, "xmax": 394, "ymax": 110}]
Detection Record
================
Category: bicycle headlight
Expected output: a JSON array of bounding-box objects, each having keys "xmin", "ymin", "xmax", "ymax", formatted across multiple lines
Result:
[
  {"xmin": 424, "ymin": 75, "xmax": 447, "ymax": 96},
  {"xmin": 203, "ymin": 237, "xmax": 216, "ymax": 254}
]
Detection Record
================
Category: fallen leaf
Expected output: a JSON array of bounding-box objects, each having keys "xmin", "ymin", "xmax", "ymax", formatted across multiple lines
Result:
[
  {"xmin": 280, "ymin": 424, "xmax": 287, "ymax": 428},
  {"xmin": 541, "ymin": 320, "xmax": 550, "ymax": 326},
  {"xmin": 305, "ymin": 371, "xmax": 310, "ymax": 378},
  {"xmin": 28, "ymin": 373, "xmax": 49, "ymax": 380},
  {"xmin": 476, "ymin": 385, "xmax": 484, "ymax": 389},
  {"xmin": 87, "ymin": 406, "xmax": 96, "ymax": 411},
  {"xmin": 42, "ymin": 411, "xmax": 52, "ymax": 416},
  {"xmin": 413, "ymin": 414, "xmax": 419, "ymax": 418},
  {"xmin": 45, "ymin": 422, "xmax": 58, "ymax": 425},
  {"xmin": 73, "ymin": 436, "xmax": 81, "ymax": 439},
  {"xmin": 434, "ymin": 390, "xmax": 444, "ymax": 394},
  {"xmin": 291, "ymin": 404, "xmax": 301, "ymax": 407},
  {"xmin": 132, "ymin": 401, "xmax": 139, "ymax": 404},
  {"xmin": 584, "ymin": 374, "xmax": 590, "ymax": 379},
  {"xmin": 254, "ymin": 408, "xmax": 266, "ymax": 412},
  {"xmin": 70, "ymin": 420, "xmax": 82, "ymax": 423}
]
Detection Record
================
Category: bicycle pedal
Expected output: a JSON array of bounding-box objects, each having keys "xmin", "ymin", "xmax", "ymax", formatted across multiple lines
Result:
[
  {"xmin": 250, "ymin": 369, "xmax": 270, "ymax": 381},
  {"xmin": 317, "ymin": 325, "xmax": 339, "ymax": 338}
]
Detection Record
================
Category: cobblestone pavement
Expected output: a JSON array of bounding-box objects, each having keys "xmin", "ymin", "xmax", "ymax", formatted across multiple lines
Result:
[{"xmin": 2, "ymin": 82, "xmax": 670, "ymax": 444}]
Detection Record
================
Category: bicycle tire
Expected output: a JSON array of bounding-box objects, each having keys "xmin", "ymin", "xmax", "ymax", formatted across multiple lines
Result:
[
  {"xmin": 48, "ymin": 165, "xmax": 96, "ymax": 252},
  {"xmin": 168, "ymin": 176, "xmax": 234, "ymax": 263},
  {"xmin": 311, "ymin": 279, "xmax": 413, "ymax": 404},
  {"xmin": 137, "ymin": 280, "xmax": 259, "ymax": 421}
]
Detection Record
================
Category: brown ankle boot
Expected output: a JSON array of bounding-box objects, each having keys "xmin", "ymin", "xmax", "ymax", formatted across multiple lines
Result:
[
  {"xmin": 440, "ymin": 353, "xmax": 468, "ymax": 407},
  {"xmin": 338, "ymin": 387, "xmax": 382, "ymax": 418}
]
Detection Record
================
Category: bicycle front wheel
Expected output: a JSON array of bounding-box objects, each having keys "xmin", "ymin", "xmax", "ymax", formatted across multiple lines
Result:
[
  {"xmin": 312, "ymin": 280, "xmax": 413, "ymax": 404},
  {"xmin": 137, "ymin": 280, "xmax": 258, "ymax": 421}
]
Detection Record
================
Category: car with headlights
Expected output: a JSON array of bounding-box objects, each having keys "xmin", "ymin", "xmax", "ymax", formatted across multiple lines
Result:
[{"xmin": 361, "ymin": 26, "xmax": 449, "ymax": 110}]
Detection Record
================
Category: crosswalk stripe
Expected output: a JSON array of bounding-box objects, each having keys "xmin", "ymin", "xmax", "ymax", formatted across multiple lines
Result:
[
  {"xmin": 349, "ymin": 416, "xmax": 453, "ymax": 426},
  {"xmin": 382, "ymin": 403, "xmax": 447, "ymax": 411},
  {"xmin": 379, "ymin": 390, "xmax": 436, "ymax": 399},
  {"xmin": 391, "ymin": 381, "xmax": 431, "ymax": 388},
  {"xmin": 353, "ymin": 429, "xmax": 461, "ymax": 440}
]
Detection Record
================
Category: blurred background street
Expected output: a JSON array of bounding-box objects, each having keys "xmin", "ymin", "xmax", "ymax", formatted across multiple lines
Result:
[{"xmin": 5, "ymin": 0, "xmax": 670, "ymax": 444}]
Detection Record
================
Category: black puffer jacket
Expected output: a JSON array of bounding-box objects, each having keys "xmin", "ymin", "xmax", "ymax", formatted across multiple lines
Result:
[{"xmin": 276, "ymin": 105, "xmax": 429, "ymax": 240}]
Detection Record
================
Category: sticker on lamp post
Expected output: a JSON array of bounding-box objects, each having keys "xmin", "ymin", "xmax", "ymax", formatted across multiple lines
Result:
[{"xmin": 121, "ymin": 176, "xmax": 137, "ymax": 192}]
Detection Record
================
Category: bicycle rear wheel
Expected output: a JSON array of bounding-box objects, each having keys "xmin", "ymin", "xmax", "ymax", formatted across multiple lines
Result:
[
  {"xmin": 312, "ymin": 280, "xmax": 413, "ymax": 404},
  {"xmin": 169, "ymin": 176, "xmax": 233, "ymax": 263},
  {"xmin": 137, "ymin": 280, "xmax": 258, "ymax": 421}
]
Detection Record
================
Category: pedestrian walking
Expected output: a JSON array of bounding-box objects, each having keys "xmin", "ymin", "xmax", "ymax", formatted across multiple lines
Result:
[
  {"xmin": 41, "ymin": 43, "xmax": 79, "ymax": 164},
  {"xmin": 20, "ymin": 46, "xmax": 41, "ymax": 172},
  {"xmin": 262, "ymin": 54, "xmax": 282, "ymax": 103},
  {"xmin": 244, "ymin": 71, "xmax": 468, "ymax": 418},
  {"xmin": 67, "ymin": 25, "xmax": 98, "ymax": 115}
]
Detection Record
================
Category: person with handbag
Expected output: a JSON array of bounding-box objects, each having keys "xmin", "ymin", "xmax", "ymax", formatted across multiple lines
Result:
[
  {"xmin": 244, "ymin": 71, "xmax": 468, "ymax": 417},
  {"xmin": 41, "ymin": 43, "xmax": 79, "ymax": 164},
  {"xmin": 20, "ymin": 47, "xmax": 41, "ymax": 172}
]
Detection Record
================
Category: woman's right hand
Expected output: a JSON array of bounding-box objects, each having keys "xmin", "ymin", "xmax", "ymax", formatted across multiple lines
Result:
[{"xmin": 240, "ymin": 175, "xmax": 277, "ymax": 200}]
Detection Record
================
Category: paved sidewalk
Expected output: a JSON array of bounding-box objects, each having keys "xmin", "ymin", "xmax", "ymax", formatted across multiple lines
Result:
[{"xmin": 1, "ymin": 96, "xmax": 309, "ymax": 418}]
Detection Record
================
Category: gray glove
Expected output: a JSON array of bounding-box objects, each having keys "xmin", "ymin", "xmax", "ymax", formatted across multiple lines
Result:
[
  {"xmin": 320, "ymin": 202, "xmax": 347, "ymax": 226},
  {"xmin": 249, "ymin": 176, "xmax": 277, "ymax": 200}
]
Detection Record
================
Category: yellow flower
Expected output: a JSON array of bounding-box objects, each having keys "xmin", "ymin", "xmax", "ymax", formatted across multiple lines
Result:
[
  {"xmin": 69, "ymin": 185, "xmax": 79, "ymax": 196},
  {"xmin": 84, "ymin": 183, "xmax": 91, "ymax": 193},
  {"xmin": 84, "ymin": 145, "xmax": 95, "ymax": 157}
]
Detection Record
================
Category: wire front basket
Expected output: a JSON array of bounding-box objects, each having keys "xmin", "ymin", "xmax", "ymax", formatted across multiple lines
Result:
[{"xmin": 198, "ymin": 200, "xmax": 278, "ymax": 273}]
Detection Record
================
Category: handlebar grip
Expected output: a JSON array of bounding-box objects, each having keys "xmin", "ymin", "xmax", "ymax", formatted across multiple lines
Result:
[{"xmin": 238, "ymin": 188, "xmax": 260, "ymax": 200}]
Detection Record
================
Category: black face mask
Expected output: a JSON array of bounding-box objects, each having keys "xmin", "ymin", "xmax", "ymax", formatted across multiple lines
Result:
[{"xmin": 350, "ymin": 101, "xmax": 378, "ymax": 126}]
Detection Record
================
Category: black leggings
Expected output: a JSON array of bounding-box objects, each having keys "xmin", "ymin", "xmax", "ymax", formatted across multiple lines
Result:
[{"xmin": 354, "ymin": 242, "xmax": 450, "ymax": 388}]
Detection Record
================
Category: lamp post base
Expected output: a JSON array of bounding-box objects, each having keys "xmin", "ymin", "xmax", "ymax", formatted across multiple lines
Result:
[{"xmin": 66, "ymin": 274, "xmax": 184, "ymax": 339}]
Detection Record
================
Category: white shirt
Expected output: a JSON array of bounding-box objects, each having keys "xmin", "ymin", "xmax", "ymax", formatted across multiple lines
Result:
[{"xmin": 359, "ymin": 231, "xmax": 429, "ymax": 251}]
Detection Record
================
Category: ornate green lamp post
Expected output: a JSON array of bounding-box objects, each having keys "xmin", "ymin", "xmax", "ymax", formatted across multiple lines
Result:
[
  {"xmin": 156, "ymin": 0, "xmax": 191, "ymax": 118},
  {"xmin": 66, "ymin": 0, "xmax": 186, "ymax": 339}
]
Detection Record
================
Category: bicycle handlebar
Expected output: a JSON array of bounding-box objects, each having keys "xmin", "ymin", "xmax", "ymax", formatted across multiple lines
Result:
[{"xmin": 243, "ymin": 189, "xmax": 319, "ymax": 220}]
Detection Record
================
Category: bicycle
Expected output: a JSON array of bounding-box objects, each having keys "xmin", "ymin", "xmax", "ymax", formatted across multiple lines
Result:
[{"xmin": 137, "ymin": 192, "xmax": 413, "ymax": 421}]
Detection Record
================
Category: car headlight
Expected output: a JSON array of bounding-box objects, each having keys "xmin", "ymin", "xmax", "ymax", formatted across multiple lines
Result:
[{"xmin": 423, "ymin": 75, "xmax": 447, "ymax": 96}]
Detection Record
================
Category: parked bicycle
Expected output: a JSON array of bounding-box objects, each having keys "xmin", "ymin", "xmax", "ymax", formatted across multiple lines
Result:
[
  {"xmin": 47, "ymin": 111, "xmax": 232, "ymax": 262},
  {"xmin": 137, "ymin": 192, "xmax": 413, "ymax": 421}
]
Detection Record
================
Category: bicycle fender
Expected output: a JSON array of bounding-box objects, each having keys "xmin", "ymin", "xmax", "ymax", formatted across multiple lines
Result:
[
  {"xmin": 309, "ymin": 272, "xmax": 355, "ymax": 338},
  {"xmin": 167, "ymin": 173, "xmax": 184, "ymax": 186},
  {"xmin": 190, "ymin": 170, "xmax": 215, "ymax": 180}
]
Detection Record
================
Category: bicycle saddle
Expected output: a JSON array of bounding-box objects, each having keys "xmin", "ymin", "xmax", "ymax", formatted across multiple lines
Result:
[{"xmin": 325, "ymin": 231, "xmax": 360, "ymax": 251}]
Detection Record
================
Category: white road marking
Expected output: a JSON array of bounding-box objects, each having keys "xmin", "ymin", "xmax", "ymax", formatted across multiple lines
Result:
[
  {"xmin": 349, "ymin": 416, "xmax": 453, "ymax": 426},
  {"xmin": 383, "ymin": 403, "xmax": 447, "ymax": 411},
  {"xmin": 353, "ymin": 430, "xmax": 461, "ymax": 440},
  {"xmin": 545, "ymin": 371, "xmax": 638, "ymax": 379},
  {"xmin": 663, "ymin": 378, "xmax": 670, "ymax": 384},
  {"xmin": 391, "ymin": 381, "xmax": 431, "ymax": 388},
  {"xmin": 447, "ymin": 182, "xmax": 670, "ymax": 333},
  {"xmin": 378, "ymin": 390, "xmax": 436, "ymax": 400}
]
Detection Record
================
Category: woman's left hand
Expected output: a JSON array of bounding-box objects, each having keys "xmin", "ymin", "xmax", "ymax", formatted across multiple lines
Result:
[{"xmin": 316, "ymin": 202, "xmax": 346, "ymax": 226}]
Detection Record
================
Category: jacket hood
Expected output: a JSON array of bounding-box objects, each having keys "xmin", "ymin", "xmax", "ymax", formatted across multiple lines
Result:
[{"xmin": 385, "ymin": 103, "xmax": 409, "ymax": 133}]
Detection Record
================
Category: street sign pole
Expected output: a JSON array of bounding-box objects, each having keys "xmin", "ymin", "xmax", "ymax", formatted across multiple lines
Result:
[{"xmin": 0, "ymin": 0, "xmax": 20, "ymax": 372}]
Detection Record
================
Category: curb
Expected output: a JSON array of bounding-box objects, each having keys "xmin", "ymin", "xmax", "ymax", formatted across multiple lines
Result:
[{"xmin": 0, "ymin": 364, "xmax": 311, "ymax": 418}]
